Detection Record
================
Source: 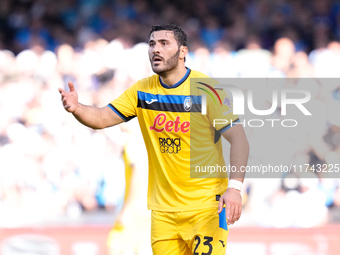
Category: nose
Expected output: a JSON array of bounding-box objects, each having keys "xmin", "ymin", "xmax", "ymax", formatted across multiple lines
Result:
[{"xmin": 152, "ymin": 43, "xmax": 160, "ymax": 55}]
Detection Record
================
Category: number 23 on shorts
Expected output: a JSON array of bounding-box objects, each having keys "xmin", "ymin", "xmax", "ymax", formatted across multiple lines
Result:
[{"xmin": 192, "ymin": 208, "xmax": 228, "ymax": 255}]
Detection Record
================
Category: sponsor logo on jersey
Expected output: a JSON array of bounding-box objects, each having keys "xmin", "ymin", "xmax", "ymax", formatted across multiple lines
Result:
[
  {"xmin": 184, "ymin": 97, "xmax": 192, "ymax": 111},
  {"xmin": 159, "ymin": 138, "xmax": 181, "ymax": 154},
  {"xmin": 137, "ymin": 91, "xmax": 201, "ymax": 112},
  {"xmin": 150, "ymin": 113, "xmax": 190, "ymax": 133},
  {"xmin": 145, "ymin": 99, "xmax": 158, "ymax": 104}
]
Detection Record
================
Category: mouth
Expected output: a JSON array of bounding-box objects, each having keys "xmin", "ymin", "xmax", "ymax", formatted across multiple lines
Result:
[{"xmin": 152, "ymin": 56, "xmax": 163, "ymax": 63}]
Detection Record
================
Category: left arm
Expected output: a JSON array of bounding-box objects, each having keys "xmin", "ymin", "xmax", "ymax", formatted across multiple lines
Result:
[{"xmin": 218, "ymin": 124, "xmax": 249, "ymax": 225}]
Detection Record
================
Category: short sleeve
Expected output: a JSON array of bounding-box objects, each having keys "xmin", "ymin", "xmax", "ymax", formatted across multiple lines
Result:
[
  {"xmin": 108, "ymin": 82, "xmax": 138, "ymax": 122},
  {"xmin": 207, "ymin": 88, "xmax": 239, "ymax": 134}
]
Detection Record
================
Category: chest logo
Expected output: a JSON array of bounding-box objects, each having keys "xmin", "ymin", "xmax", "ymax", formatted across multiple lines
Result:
[
  {"xmin": 184, "ymin": 97, "xmax": 192, "ymax": 111},
  {"xmin": 150, "ymin": 113, "xmax": 190, "ymax": 133}
]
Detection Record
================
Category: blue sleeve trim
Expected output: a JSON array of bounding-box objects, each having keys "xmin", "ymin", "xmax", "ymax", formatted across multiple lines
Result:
[
  {"xmin": 108, "ymin": 103, "xmax": 128, "ymax": 121},
  {"xmin": 218, "ymin": 118, "xmax": 240, "ymax": 134}
]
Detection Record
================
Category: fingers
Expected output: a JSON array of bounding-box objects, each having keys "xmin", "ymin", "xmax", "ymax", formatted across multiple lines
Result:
[
  {"xmin": 225, "ymin": 198, "xmax": 241, "ymax": 225},
  {"xmin": 61, "ymin": 96, "xmax": 69, "ymax": 109},
  {"xmin": 62, "ymin": 97, "xmax": 68, "ymax": 106},
  {"xmin": 228, "ymin": 206, "xmax": 236, "ymax": 225},
  {"xmin": 59, "ymin": 82, "xmax": 77, "ymax": 112},
  {"xmin": 220, "ymin": 190, "xmax": 243, "ymax": 226},
  {"xmin": 235, "ymin": 204, "xmax": 242, "ymax": 221},
  {"xmin": 59, "ymin": 81, "xmax": 75, "ymax": 94},
  {"xmin": 68, "ymin": 81, "xmax": 75, "ymax": 92},
  {"xmin": 226, "ymin": 202, "xmax": 232, "ymax": 224},
  {"xmin": 59, "ymin": 89, "xmax": 66, "ymax": 102},
  {"xmin": 59, "ymin": 88, "xmax": 70, "ymax": 110},
  {"xmin": 228, "ymin": 204, "xmax": 242, "ymax": 225}
]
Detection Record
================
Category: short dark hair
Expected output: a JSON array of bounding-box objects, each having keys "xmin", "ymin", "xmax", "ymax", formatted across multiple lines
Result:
[{"xmin": 148, "ymin": 24, "xmax": 187, "ymax": 47}]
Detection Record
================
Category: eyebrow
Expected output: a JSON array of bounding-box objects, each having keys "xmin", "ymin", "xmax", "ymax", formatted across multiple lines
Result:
[{"xmin": 149, "ymin": 39, "xmax": 170, "ymax": 44}]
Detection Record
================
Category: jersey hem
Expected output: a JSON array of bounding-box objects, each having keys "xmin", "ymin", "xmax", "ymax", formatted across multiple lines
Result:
[{"xmin": 148, "ymin": 202, "xmax": 220, "ymax": 212}]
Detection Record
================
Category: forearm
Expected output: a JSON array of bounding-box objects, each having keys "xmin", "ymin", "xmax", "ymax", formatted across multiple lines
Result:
[
  {"xmin": 229, "ymin": 137, "xmax": 249, "ymax": 182},
  {"xmin": 218, "ymin": 134, "xmax": 248, "ymax": 219},
  {"xmin": 72, "ymin": 103, "xmax": 106, "ymax": 129}
]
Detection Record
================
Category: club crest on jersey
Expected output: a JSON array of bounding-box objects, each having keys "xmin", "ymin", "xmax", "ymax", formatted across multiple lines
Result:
[
  {"xmin": 150, "ymin": 113, "xmax": 190, "ymax": 133},
  {"xmin": 184, "ymin": 97, "xmax": 192, "ymax": 111}
]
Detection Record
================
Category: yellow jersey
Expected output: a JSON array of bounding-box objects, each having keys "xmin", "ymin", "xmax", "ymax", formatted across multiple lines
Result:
[{"xmin": 109, "ymin": 68, "xmax": 239, "ymax": 211}]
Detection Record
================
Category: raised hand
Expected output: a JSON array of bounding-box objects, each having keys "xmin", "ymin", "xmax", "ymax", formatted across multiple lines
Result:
[{"xmin": 58, "ymin": 81, "xmax": 78, "ymax": 113}]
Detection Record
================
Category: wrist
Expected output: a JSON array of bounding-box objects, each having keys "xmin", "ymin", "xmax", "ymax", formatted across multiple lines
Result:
[
  {"xmin": 228, "ymin": 187, "xmax": 241, "ymax": 192},
  {"xmin": 227, "ymin": 179, "xmax": 242, "ymax": 191},
  {"xmin": 72, "ymin": 102, "xmax": 80, "ymax": 115}
]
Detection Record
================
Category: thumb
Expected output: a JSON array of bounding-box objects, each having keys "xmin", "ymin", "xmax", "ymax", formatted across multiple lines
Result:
[
  {"xmin": 68, "ymin": 81, "xmax": 75, "ymax": 92},
  {"xmin": 218, "ymin": 197, "xmax": 224, "ymax": 214}
]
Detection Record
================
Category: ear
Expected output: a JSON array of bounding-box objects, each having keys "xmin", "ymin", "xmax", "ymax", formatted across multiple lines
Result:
[{"xmin": 179, "ymin": 46, "xmax": 188, "ymax": 61}]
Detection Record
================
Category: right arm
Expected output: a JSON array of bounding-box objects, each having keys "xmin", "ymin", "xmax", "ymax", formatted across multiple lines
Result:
[{"xmin": 58, "ymin": 81, "xmax": 124, "ymax": 129}]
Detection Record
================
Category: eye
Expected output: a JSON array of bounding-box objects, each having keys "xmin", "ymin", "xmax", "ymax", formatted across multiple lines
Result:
[
  {"xmin": 162, "ymin": 42, "xmax": 168, "ymax": 45},
  {"xmin": 149, "ymin": 42, "xmax": 155, "ymax": 47}
]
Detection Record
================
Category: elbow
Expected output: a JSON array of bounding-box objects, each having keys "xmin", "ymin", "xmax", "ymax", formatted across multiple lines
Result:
[
  {"xmin": 87, "ymin": 122, "xmax": 105, "ymax": 130},
  {"xmin": 91, "ymin": 123, "xmax": 106, "ymax": 130},
  {"xmin": 231, "ymin": 136, "xmax": 249, "ymax": 154},
  {"xmin": 240, "ymin": 135, "xmax": 250, "ymax": 152}
]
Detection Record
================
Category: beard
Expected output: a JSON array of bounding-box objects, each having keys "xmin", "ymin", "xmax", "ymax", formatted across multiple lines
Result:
[{"xmin": 151, "ymin": 47, "xmax": 181, "ymax": 75}]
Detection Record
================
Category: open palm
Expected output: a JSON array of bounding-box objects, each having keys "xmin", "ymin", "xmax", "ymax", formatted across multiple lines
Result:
[{"xmin": 58, "ymin": 81, "xmax": 78, "ymax": 113}]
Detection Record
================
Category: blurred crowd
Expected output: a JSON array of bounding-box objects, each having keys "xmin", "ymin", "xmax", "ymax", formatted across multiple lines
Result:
[
  {"xmin": 3, "ymin": 0, "xmax": 340, "ymax": 54},
  {"xmin": 0, "ymin": 0, "xmax": 340, "ymax": 229}
]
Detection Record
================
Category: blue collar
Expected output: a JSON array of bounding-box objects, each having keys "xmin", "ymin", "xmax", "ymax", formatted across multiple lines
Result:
[{"xmin": 159, "ymin": 68, "xmax": 191, "ymax": 89}]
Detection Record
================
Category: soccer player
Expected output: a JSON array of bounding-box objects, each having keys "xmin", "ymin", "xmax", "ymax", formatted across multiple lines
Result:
[{"xmin": 59, "ymin": 24, "xmax": 249, "ymax": 255}]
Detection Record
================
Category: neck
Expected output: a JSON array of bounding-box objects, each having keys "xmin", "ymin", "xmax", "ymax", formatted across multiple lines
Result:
[{"xmin": 159, "ymin": 64, "xmax": 187, "ymax": 87}]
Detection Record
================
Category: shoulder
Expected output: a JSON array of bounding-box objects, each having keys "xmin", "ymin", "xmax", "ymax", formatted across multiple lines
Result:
[
  {"xmin": 189, "ymin": 69, "xmax": 219, "ymax": 89},
  {"xmin": 137, "ymin": 74, "xmax": 159, "ymax": 88},
  {"xmin": 189, "ymin": 69, "xmax": 211, "ymax": 79},
  {"xmin": 125, "ymin": 74, "xmax": 158, "ymax": 94}
]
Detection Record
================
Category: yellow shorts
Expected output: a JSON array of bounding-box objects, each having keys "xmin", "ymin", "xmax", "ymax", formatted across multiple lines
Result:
[{"xmin": 151, "ymin": 207, "xmax": 228, "ymax": 255}]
